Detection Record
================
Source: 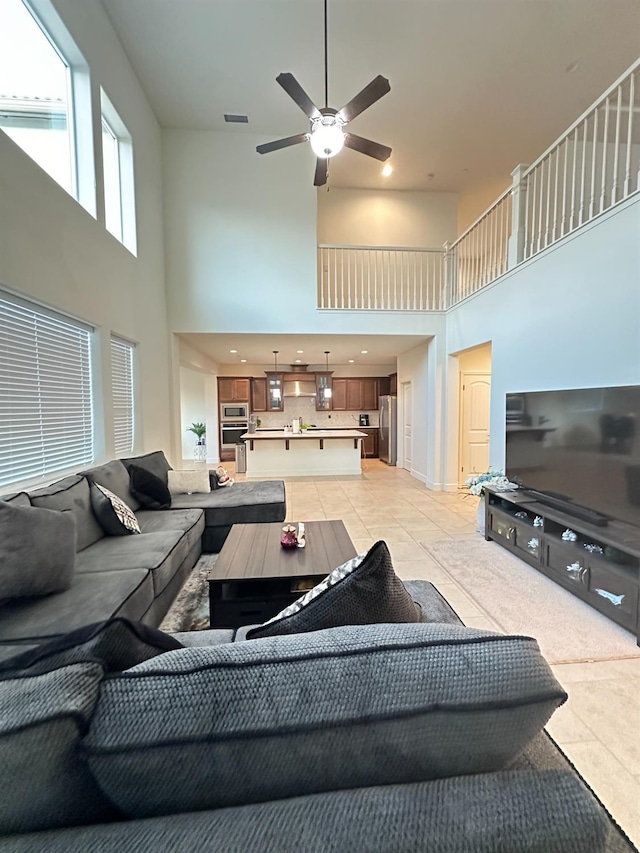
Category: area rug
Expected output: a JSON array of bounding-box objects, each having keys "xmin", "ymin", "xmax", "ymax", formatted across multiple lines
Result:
[
  {"xmin": 421, "ymin": 537, "xmax": 640, "ymax": 665},
  {"xmin": 159, "ymin": 555, "xmax": 217, "ymax": 633}
]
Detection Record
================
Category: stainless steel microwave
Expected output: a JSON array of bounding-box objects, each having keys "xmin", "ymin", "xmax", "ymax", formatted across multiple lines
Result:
[{"xmin": 220, "ymin": 403, "xmax": 248, "ymax": 421}]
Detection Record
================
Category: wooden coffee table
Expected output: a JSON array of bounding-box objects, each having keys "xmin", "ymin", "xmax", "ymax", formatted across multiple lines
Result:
[{"xmin": 208, "ymin": 520, "xmax": 356, "ymax": 628}]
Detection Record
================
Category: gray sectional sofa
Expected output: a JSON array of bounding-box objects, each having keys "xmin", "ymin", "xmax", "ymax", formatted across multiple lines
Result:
[
  {"xmin": 0, "ymin": 583, "xmax": 635, "ymax": 852},
  {"xmin": 0, "ymin": 451, "xmax": 285, "ymax": 661}
]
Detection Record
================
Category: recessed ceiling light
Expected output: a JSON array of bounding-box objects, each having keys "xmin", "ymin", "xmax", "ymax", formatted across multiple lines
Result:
[
  {"xmin": 240, "ymin": 359, "xmax": 247, "ymax": 363},
  {"xmin": 296, "ymin": 350, "xmax": 304, "ymax": 354},
  {"xmin": 361, "ymin": 350, "xmax": 368, "ymax": 354},
  {"xmin": 348, "ymin": 359, "xmax": 354, "ymax": 363},
  {"xmin": 295, "ymin": 359, "xmax": 301, "ymax": 363},
  {"xmin": 230, "ymin": 349, "xmax": 237, "ymax": 353},
  {"xmin": 381, "ymin": 163, "xmax": 392, "ymax": 177},
  {"xmin": 224, "ymin": 114, "xmax": 249, "ymax": 123}
]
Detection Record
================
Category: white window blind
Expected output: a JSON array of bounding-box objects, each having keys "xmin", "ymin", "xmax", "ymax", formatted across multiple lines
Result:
[
  {"xmin": 0, "ymin": 295, "xmax": 94, "ymax": 489},
  {"xmin": 110, "ymin": 336, "xmax": 134, "ymax": 456}
]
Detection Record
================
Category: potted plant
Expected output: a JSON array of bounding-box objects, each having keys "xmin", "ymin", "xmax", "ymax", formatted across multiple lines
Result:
[{"xmin": 187, "ymin": 422, "xmax": 206, "ymax": 445}]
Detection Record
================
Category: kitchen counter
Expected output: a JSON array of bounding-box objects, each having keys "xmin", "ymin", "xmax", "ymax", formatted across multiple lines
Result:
[{"xmin": 241, "ymin": 430, "xmax": 367, "ymax": 477}]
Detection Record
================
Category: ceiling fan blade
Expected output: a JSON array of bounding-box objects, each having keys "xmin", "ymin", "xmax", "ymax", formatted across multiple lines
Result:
[
  {"xmin": 344, "ymin": 133, "xmax": 392, "ymax": 162},
  {"xmin": 256, "ymin": 133, "xmax": 310, "ymax": 155},
  {"xmin": 276, "ymin": 73, "xmax": 321, "ymax": 120},
  {"xmin": 338, "ymin": 75, "xmax": 390, "ymax": 123},
  {"xmin": 314, "ymin": 158, "xmax": 328, "ymax": 187}
]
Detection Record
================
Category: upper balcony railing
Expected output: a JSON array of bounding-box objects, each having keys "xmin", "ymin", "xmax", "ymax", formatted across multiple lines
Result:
[{"xmin": 317, "ymin": 57, "xmax": 640, "ymax": 312}]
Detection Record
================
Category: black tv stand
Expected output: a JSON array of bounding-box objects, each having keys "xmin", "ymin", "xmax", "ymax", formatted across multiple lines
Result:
[
  {"xmin": 527, "ymin": 490, "xmax": 609, "ymax": 527},
  {"xmin": 483, "ymin": 486, "xmax": 640, "ymax": 645}
]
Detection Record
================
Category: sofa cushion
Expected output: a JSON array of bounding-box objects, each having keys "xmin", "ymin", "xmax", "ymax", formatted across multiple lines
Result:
[
  {"xmin": 0, "ymin": 770, "xmax": 609, "ymax": 853},
  {"xmin": 0, "ymin": 618, "xmax": 183, "ymax": 677},
  {"xmin": 247, "ymin": 541, "xmax": 422, "ymax": 639},
  {"xmin": 0, "ymin": 501, "xmax": 76, "ymax": 600},
  {"xmin": 83, "ymin": 623, "xmax": 566, "ymax": 818},
  {"xmin": 30, "ymin": 476, "xmax": 104, "ymax": 552},
  {"xmin": 0, "ymin": 492, "xmax": 32, "ymax": 507},
  {"xmin": 0, "ymin": 662, "xmax": 117, "ymax": 834},
  {"xmin": 80, "ymin": 459, "xmax": 140, "ymax": 512},
  {"xmin": 90, "ymin": 483, "xmax": 141, "ymax": 536},
  {"xmin": 120, "ymin": 450, "xmax": 172, "ymax": 486},
  {"xmin": 170, "ymin": 480, "xmax": 286, "ymax": 527},
  {"xmin": 135, "ymin": 507, "xmax": 203, "ymax": 537},
  {"xmin": 129, "ymin": 464, "xmax": 171, "ymax": 510},
  {"xmin": 0, "ymin": 569, "xmax": 154, "ymax": 645},
  {"xmin": 168, "ymin": 470, "xmax": 211, "ymax": 495},
  {"xmin": 75, "ymin": 530, "xmax": 192, "ymax": 597}
]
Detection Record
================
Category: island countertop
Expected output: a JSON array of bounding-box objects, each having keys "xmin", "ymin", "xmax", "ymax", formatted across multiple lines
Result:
[{"xmin": 242, "ymin": 429, "xmax": 367, "ymax": 440}]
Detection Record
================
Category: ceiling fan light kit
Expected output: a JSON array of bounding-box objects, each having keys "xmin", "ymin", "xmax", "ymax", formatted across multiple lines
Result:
[{"xmin": 256, "ymin": 0, "xmax": 392, "ymax": 186}]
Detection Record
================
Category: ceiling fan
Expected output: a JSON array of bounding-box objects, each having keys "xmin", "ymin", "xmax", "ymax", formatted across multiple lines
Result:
[{"xmin": 256, "ymin": 0, "xmax": 392, "ymax": 186}]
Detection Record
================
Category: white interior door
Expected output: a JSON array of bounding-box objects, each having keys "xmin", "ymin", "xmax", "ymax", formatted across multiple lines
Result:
[
  {"xmin": 459, "ymin": 372, "xmax": 491, "ymax": 484},
  {"xmin": 402, "ymin": 381, "xmax": 412, "ymax": 471}
]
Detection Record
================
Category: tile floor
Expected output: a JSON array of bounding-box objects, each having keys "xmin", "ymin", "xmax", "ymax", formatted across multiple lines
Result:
[{"xmin": 225, "ymin": 458, "xmax": 640, "ymax": 847}]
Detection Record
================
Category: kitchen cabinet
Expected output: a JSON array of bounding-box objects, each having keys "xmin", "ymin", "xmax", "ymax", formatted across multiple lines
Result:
[
  {"xmin": 331, "ymin": 378, "xmax": 347, "ymax": 411},
  {"xmin": 361, "ymin": 378, "xmax": 379, "ymax": 411},
  {"xmin": 315, "ymin": 373, "xmax": 332, "ymax": 411},
  {"xmin": 361, "ymin": 428, "xmax": 379, "ymax": 458},
  {"xmin": 250, "ymin": 377, "xmax": 267, "ymax": 412},
  {"xmin": 218, "ymin": 378, "xmax": 250, "ymax": 403},
  {"xmin": 378, "ymin": 376, "xmax": 391, "ymax": 397},
  {"xmin": 389, "ymin": 373, "xmax": 397, "ymax": 395},
  {"xmin": 265, "ymin": 372, "xmax": 284, "ymax": 411}
]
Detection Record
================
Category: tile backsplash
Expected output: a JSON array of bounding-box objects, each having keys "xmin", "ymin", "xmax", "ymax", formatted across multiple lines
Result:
[{"xmin": 254, "ymin": 397, "xmax": 379, "ymax": 428}]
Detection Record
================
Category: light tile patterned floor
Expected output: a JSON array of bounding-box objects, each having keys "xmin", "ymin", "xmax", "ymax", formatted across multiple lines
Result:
[{"xmin": 224, "ymin": 458, "xmax": 640, "ymax": 847}]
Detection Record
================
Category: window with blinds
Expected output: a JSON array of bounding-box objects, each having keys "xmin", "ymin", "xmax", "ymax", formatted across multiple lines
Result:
[
  {"xmin": 0, "ymin": 294, "xmax": 94, "ymax": 489},
  {"xmin": 110, "ymin": 336, "xmax": 135, "ymax": 456}
]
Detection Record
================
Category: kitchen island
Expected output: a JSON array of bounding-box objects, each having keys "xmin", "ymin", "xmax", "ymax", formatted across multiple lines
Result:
[{"xmin": 241, "ymin": 430, "xmax": 367, "ymax": 477}]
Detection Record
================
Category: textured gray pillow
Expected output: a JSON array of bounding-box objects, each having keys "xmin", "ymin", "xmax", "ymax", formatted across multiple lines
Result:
[
  {"xmin": 247, "ymin": 540, "xmax": 422, "ymax": 639},
  {"xmin": 0, "ymin": 501, "xmax": 76, "ymax": 599},
  {"xmin": 83, "ymin": 623, "xmax": 567, "ymax": 818},
  {"xmin": 0, "ymin": 662, "xmax": 117, "ymax": 834}
]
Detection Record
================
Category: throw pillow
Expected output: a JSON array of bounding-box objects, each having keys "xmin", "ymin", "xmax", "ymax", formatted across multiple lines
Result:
[
  {"xmin": 167, "ymin": 470, "xmax": 211, "ymax": 495},
  {"xmin": 120, "ymin": 450, "xmax": 172, "ymax": 486},
  {"xmin": 82, "ymin": 623, "xmax": 567, "ymax": 818},
  {"xmin": 0, "ymin": 617, "xmax": 184, "ymax": 677},
  {"xmin": 0, "ymin": 662, "xmax": 117, "ymax": 834},
  {"xmin": 246, "ymin": 540, "xmax": 422, "ymax": 639},
  {"xmin": 0, "ymin": 501, "xmax": 76, "ymax": 600},
  {"xmin": 90, "ymin": 483, "xmax": 141, "ymax": 536},
  {"xmin": 129, "ymin": 464, "xmax": 172, "ymax": 510}
]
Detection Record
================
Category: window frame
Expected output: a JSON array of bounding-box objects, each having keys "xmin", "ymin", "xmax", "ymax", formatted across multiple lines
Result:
[{"xmin": 100, "ymin": 88, "xmax": 137, "ymax": 254}]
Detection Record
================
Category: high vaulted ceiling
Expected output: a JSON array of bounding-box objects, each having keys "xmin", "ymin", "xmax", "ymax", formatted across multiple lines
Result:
[{"xmin": 101, "ymin": 0, "xmax": 640, "ymax": 194}]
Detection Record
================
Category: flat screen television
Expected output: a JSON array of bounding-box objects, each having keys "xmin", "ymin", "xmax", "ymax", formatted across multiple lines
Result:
[{"xmin": 505, "ymin": 385, "xmax": 640, "ymax": 530}]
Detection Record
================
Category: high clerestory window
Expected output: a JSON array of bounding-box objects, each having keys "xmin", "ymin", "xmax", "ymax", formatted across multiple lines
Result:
[
  {"xmin": 0, "ymin": 292, "xmax": 94, "ymax": 490},
  {"xmin": 0, "ymin": 0, "xmax": 75, "ymax": 195},
  {"xmin": 101, "ymin": 90, "xmax": 137, "ymax": 253}
]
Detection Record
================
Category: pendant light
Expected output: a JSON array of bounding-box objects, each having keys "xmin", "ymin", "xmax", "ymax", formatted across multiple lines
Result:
[
  {"xmin": 272, "ymin": 351, "xmax": 281, "ymax": 399},
  {"xmin": 323, "ymin": 351, "xmax": 332, "ymax": 398}
]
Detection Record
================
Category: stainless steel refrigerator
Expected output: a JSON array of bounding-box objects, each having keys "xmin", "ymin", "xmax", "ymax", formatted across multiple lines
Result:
[{"xmin": 379, "ymin": 395, "xmax": 397, "ymax": 465}]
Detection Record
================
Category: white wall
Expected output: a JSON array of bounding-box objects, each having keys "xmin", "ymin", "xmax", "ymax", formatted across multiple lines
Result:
[
  {"xmin": 0, "ymin": 0, "xmax": 171, "ymax": 464},
  {"xmin": 397, "ymin": 339, "xmax": 436, "ymax": 486},
  {"xmin": 177, "ymin": 338, "xmax": 220, "ymax": 463},
  {"xmin": 317, "ymin": 188, "xmax": 458, "ymax": 248},
  {"xmin": 179, "ymin": 366, "xmax": 207, "ymax": 462},
  {"xmin": 445, "ymin": 195, "xmax": 640, "ymax": 486}
]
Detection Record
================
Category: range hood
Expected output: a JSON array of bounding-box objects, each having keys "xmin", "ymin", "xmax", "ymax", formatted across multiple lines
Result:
[{"xmin": 283, "ymin": 380, "xmax": 317, "ymax": 398}]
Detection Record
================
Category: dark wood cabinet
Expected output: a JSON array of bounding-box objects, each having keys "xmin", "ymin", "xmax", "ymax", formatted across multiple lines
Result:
[
  {"xmin": 218, "ymin": 377, "xmax": 250, "ymax": 403},
  {"xmin": 379, "ymin": 376, "xmax": 391, "ymax": 397},
  {"xmin": 346, "ymin": 379, "xmax": 363, "ymax": 411},
  {"xmin": 331, "ymin": 378, "xmax": 347, "ymax": 411},
  {"xmin": 389, "ymin": 373, "xmax": 397, "ymax": 395},
  {"xmin": 361, "ymin": 428, "xmax": 379, "ymax": 458},
  {"xmin": 250, "ymin": 377, "xmax": 267, "ymax": 412},
  {"xmin": 485, "ymin": 487, "xmax": 640, "ymax": 642},
  {"xmin": 361, "ymin": 378, "xmax": 379, "ymax": 411}
]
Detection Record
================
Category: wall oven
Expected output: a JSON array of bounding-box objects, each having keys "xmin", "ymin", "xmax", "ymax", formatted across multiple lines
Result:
[
  {"xmin": 221, "ymin": 403, "xmax": 248, "ymax": 421},
  {"xmin": 220, "ymin": 422, "xmax": 248, "ymax": 450}
]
